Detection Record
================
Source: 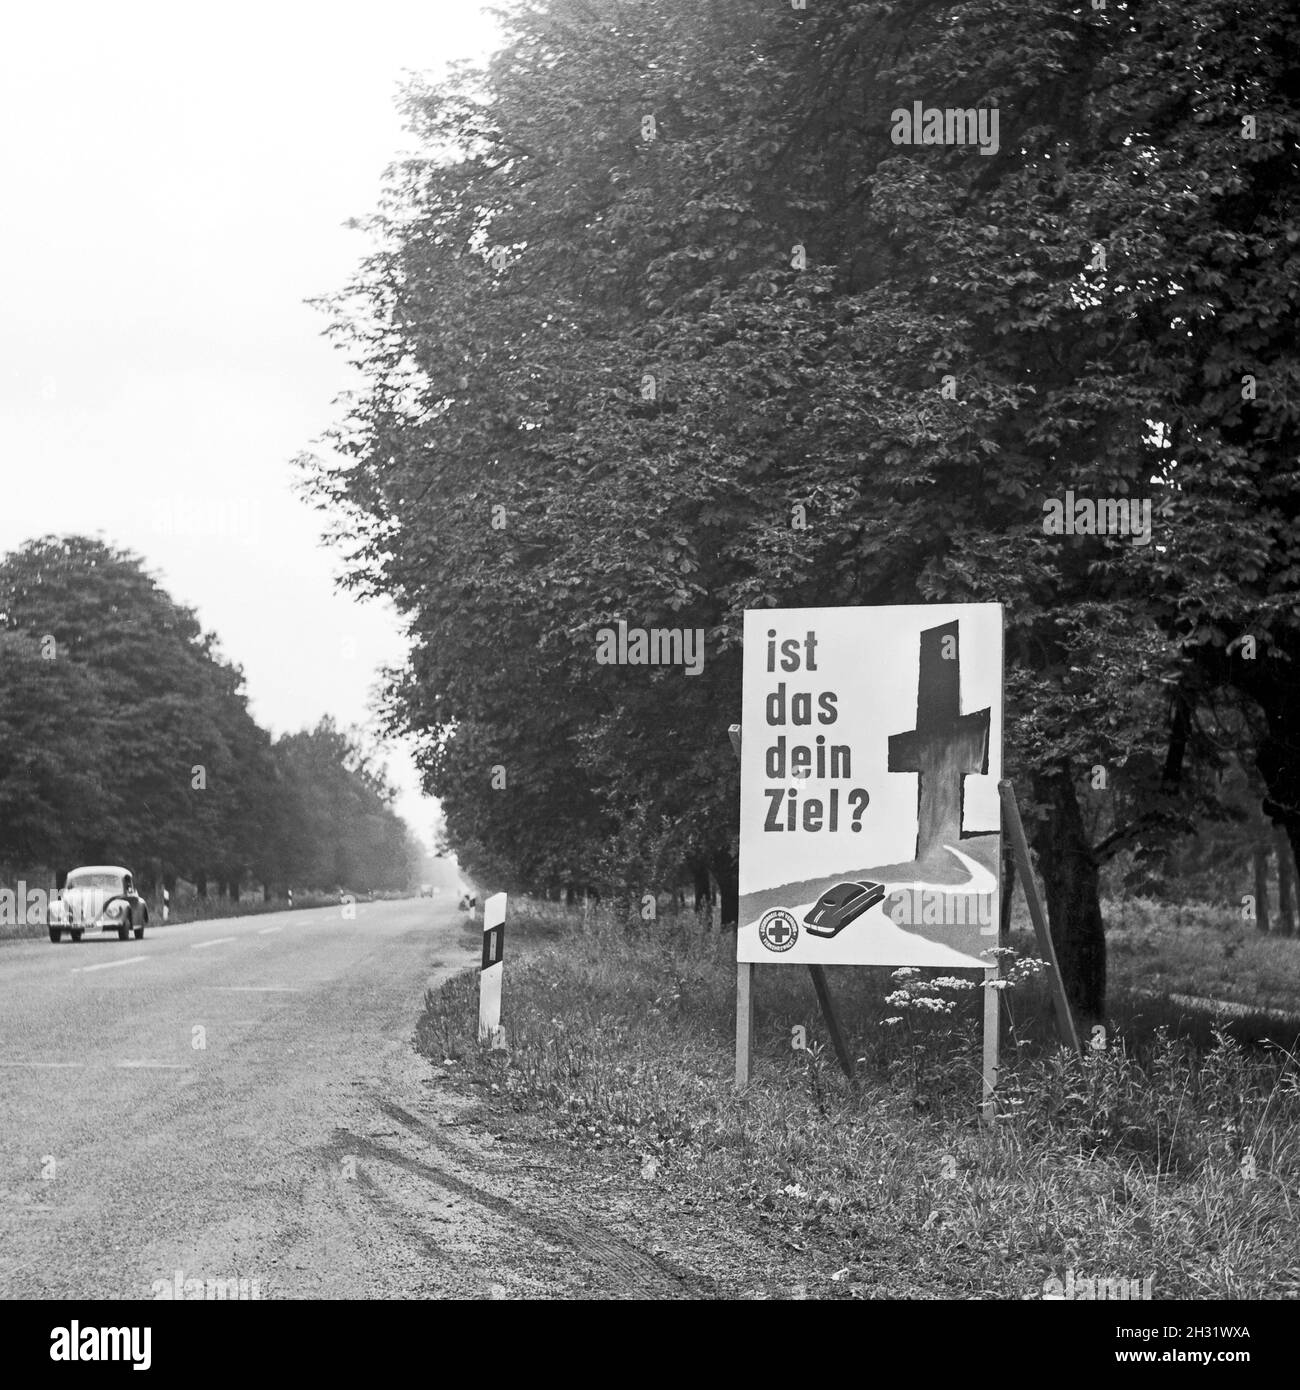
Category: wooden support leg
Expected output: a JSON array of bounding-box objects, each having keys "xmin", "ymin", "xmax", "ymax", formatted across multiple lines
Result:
[
  {"xmin": 981, "ymin": 963, "xmax": 1000, "ymax": 1124},
  {"xmin": 998, "ymin": 779, "xmax": 1084, "ymax": 1055},
  {"xmin": 808, "ymin": 964, "xmax": 856, "ymax": 1085},
  {"xmin": 999, "ymin": 836, "xmax": 1015, "ymax": 940},
  {"xmin": 735, "ymin": 961, "xmax": 753, "ymax": 1089}
]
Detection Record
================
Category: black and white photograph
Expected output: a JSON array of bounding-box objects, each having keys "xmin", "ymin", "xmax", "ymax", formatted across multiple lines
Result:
[{"xmin": 1, "ymin": 0, "xmax": 1297, "ymax": 1359}]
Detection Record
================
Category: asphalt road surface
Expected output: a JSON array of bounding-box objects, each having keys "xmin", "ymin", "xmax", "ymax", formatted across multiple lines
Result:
[{"xmin": 0, "ymin": 898, "xmax": 503, "ymax": 1299}]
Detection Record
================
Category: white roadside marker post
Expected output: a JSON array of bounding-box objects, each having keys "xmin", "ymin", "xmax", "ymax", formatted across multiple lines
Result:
[{"xmin": 478, "ymin": 892, "xmax": 507, "ymax": 1048}]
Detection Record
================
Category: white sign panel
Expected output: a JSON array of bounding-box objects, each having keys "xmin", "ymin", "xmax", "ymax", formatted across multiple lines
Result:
[{"xmin": 737, "ymin": 604, "xmax": 1003, "ymax": 967}]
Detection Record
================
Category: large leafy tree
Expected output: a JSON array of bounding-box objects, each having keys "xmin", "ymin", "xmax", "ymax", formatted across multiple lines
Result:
[
  {"xmin": 0, "ymin": 630, "xmax": 111, "ymax": 868},
  {"xmin": 310, "ymin": 0, "xmax": 1300, "ymax": 1020},
  {"xmin": 0, "ymin": 536, "xmax": 255, "ymax": 878}
]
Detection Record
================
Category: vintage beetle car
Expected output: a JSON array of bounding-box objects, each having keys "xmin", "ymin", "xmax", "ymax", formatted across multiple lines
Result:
[
  {"xmin": 48, "ymin": 865, "xmax": 149, "ymax": 943},
  {"xmin": 803, "ymin": 880, "xmax": 886, "ymax": 938}
]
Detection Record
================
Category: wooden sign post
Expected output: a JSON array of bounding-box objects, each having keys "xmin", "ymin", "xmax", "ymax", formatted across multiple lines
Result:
[
  {"xmin": 982, "ymin": 957, "xmax": 1000, "ymax": 1123},
  {"xmin": 735, "ymin": 957, "xmax": 754, "ymax": 1088}
]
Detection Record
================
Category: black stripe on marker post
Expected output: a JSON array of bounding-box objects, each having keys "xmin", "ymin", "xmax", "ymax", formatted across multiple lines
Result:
[{"xmin": 481, "ymin": 922, "xmax": 504, "ymax": 969}]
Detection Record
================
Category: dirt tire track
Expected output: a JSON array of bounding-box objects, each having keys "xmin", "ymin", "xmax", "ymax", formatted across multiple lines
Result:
[{"xmin": 338, "ymin": 1096, "xmax": 703, "ymax": 1298}]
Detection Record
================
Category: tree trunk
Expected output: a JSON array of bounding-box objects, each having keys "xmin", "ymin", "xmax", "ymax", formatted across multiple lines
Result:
[
  {"xmin": 1030, "ymin": 765, "xmax": 1106, "ymax": 1023},
  {"xmin": 196, "ymin": 872, "xmax": 207, "ymax": 900},
  {"xmin": 1276, "ymin": 825, "xmax": 1298, "ymax": 937},
  {"xmin": 1252, "ymin": 843, "xmax": 1270, "ymax": 933},
  {"xmin": 1254, "ymin": 713, "xmax": 1300, "ymax": 908},
  {"xmin": 710, "ymin": 851, "xmax": 738, "ymax": 929},
  {"xmin": 691, "ymin": 861, "xmax": 713, "ymax": 926}
]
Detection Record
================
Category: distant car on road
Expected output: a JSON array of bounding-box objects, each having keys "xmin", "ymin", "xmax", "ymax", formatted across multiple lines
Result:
[
  {"xmin": 803, "ymin": 880, "xmax": 885, "ymax": 938},
  {"xmin": 458, "ymin": 890, "xmax": 478, "ymax": 911},
  {"xmin": 49, "ymin": 865, "xmax": 149, "ymax": 943},
  {"xmin": 419, "ymin": 884, "xmax": 433, "ymax": 898}
]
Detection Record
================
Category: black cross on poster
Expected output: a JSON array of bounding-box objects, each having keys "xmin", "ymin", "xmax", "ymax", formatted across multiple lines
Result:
[{"xmin": 887, "ymin": 620, "xmax": 992, "ymax": 862}]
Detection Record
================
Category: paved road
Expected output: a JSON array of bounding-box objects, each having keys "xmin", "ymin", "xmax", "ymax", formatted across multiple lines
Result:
[{"xmin": 0, "ymin": 898, "xmax": 485, "ymax": 1299}]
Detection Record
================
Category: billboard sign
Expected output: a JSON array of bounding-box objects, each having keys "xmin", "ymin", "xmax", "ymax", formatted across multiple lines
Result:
[{"xmin": 737, "ymin": 604, "xmax": 1004, "ymax": 967}]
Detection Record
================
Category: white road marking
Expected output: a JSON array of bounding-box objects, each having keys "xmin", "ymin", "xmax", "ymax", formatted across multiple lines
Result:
[
  {"xmin": 191, "ymin": 937, "xmax": 236, "ymax": 950},
  {"xmin": 71, "ymin": 955, "xmax": 148, "ymax": 974},
  {"xmin": 202, "ymin": 985, "xmax": 300, "ymax": 992},
  {"xmin": 115, "ymin": 1061, "xmax": 186, "ymax": 1069},
  {"xmin": 257, "ymin": 927, "xmax": 281, "ymax": 935},
  {"xmin": 0, "ymin": 1061, "xmax": 83, "ymax": 1068}
]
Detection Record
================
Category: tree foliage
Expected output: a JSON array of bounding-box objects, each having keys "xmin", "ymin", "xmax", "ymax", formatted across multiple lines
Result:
[
  {"xmin": 0, "ymin": 536, "xmax": 415, "ymax": 894},
  {"xmin": 308, "ymin": 0, "xmax": 1300, "ymax": 1017}
]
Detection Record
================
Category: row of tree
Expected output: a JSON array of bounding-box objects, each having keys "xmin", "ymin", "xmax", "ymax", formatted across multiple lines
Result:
[
  {"xmin": 306, "ymin": 0, "xmax": 1300, "ymax": 1019},
  {"xmin": 0, "ymin": 536, "xmax": 417, "ymax": 896}
]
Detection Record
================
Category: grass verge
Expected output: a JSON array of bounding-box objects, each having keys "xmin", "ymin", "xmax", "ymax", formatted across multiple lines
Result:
[
  {"xmin": 416, "ymin": 899, "xmax": 1300, "ymax": 1300},
  {"xmin": 1106, "ymin": 896, "xmax": 1300, "ymax": 1017}
]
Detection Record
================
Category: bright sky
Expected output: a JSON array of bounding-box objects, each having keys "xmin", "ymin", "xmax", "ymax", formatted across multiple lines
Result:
[{"xmin": 0, "ymin": 1, "xmax": 501, "ymax": 843}]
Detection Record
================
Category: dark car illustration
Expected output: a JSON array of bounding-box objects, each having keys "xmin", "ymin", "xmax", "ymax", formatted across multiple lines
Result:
[{"xmin": 803, "ymin": 880, "xmax": 886, "ymax": 937}]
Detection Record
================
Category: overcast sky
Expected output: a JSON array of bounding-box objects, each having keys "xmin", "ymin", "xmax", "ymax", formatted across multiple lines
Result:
[{"xmin": 0, "ymin": 1, "xmax": 501, "ymax": 843}]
